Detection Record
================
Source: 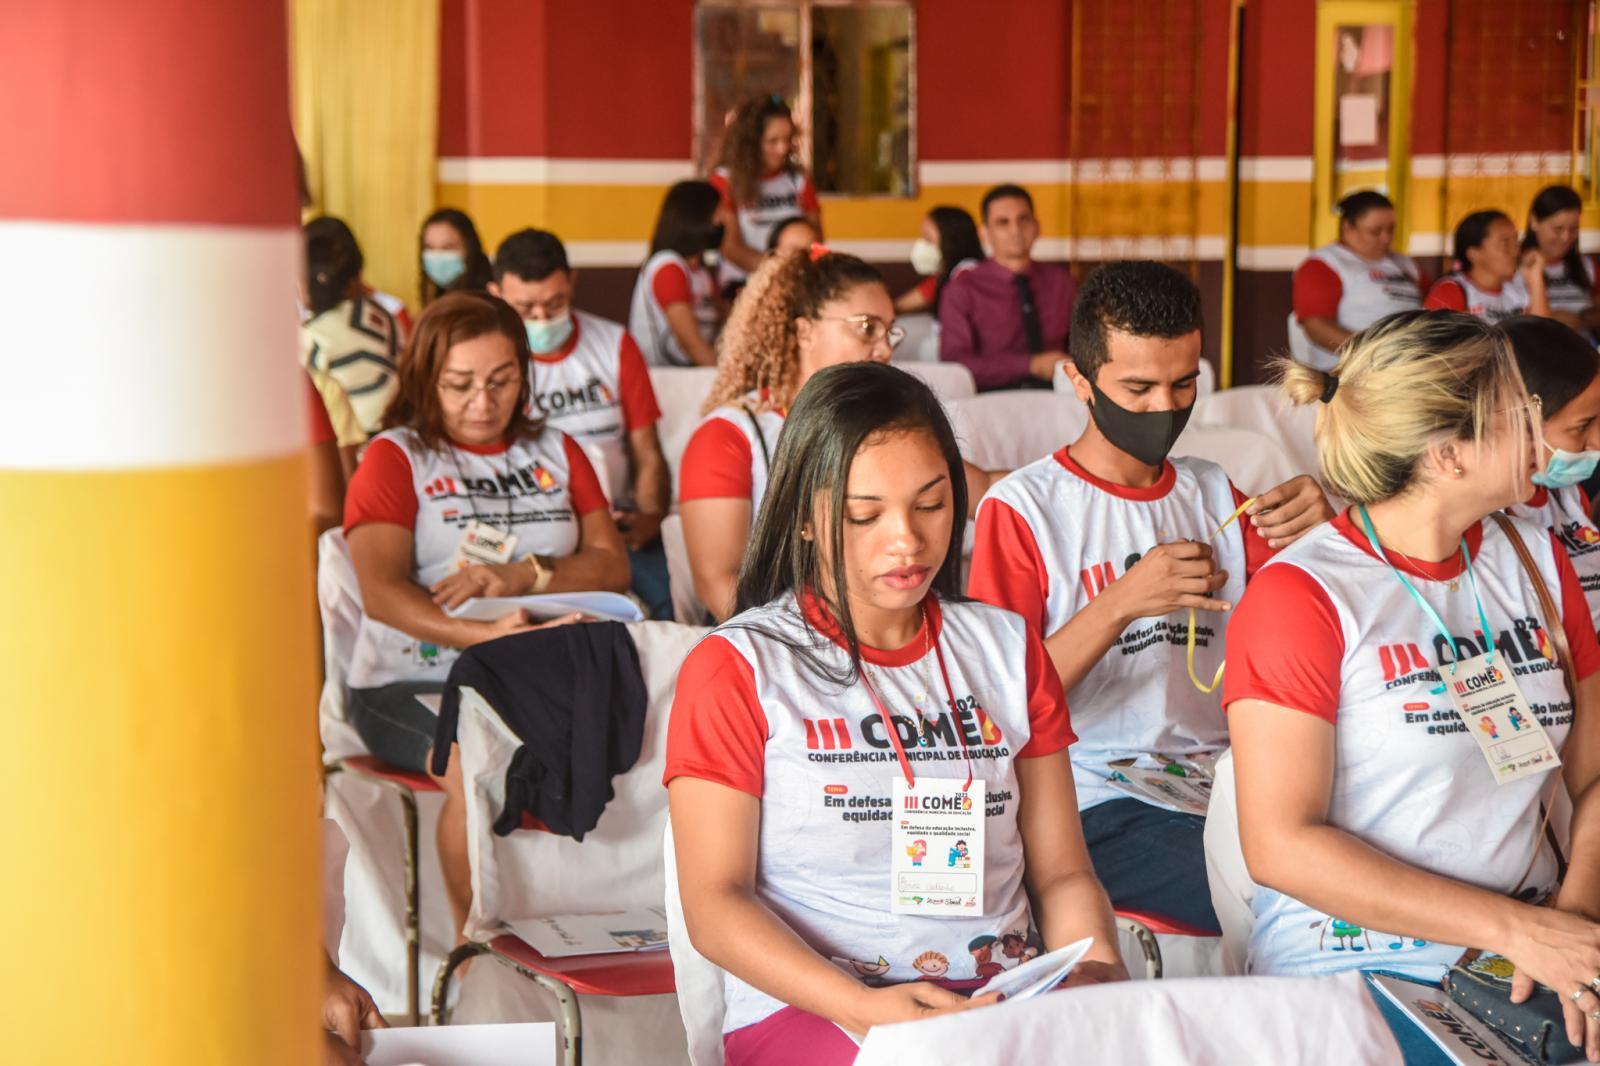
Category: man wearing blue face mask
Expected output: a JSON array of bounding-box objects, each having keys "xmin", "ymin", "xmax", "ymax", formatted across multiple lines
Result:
[
  {"xmin": 969, "ymin": 261, "xmax": 1334, "ymax": 931},
  {"xmin": 1503, "ymin": 315, "xmax": 1600, "ymax": 632},
  {"xmin": 490, "ymin": 228, "xmax": 674, "ymax": 619}
]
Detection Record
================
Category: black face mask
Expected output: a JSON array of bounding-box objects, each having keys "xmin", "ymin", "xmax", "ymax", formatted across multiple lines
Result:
[
  {"xmin": 705, "ymin": 223, "xmax": 726, "ymax": 252},
  {"xmin": 1087, "ymin": 379, "xmax": 1194, "ymax": 467}
]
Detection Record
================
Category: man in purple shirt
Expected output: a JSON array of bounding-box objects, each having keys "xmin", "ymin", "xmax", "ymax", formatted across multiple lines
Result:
[{"xmin": 938, "ymin": 184, "xmax": 1075, "ymax": 391}]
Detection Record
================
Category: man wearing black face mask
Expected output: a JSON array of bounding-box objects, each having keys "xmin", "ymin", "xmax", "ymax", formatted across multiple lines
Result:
[{"xmin": 969, "ymin": 261, "xmax": 1333, "ymax": 931}]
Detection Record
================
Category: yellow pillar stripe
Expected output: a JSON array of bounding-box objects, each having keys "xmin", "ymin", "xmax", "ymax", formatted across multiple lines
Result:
[{"xmin": 0, "ymin": 455, "xmax": 321, "ymax": 1065}]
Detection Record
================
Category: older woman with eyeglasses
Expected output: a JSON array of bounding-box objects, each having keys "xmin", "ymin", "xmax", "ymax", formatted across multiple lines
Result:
[
  {"xmin": 678, "ymin": 247, "xmax": 1000, "ymax": 621},
  {"xmin": 342, "ymin": 290, "xmax": 629, "ymax": 936}
]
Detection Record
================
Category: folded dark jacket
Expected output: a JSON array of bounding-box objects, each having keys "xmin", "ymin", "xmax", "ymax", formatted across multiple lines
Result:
[{"xmin": 433, "ymin": 621, "xmax": 646, "ymax": 840}]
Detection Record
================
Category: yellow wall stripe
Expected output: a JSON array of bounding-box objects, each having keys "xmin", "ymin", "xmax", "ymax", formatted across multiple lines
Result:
[{"xmin": 0, "ymin": 455, "xmax": 321, "ymax": 1065}]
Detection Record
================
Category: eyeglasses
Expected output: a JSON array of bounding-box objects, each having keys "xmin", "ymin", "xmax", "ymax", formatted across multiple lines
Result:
[
  {"xmin": 438, "ymin": 375, "xmax": 519, "ymax": 401},
  {"xmin": 818, "ymin": 314, "xmax": 905, "ymax": 349}
]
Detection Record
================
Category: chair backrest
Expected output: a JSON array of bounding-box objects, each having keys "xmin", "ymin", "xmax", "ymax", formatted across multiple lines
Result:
[
  {"xmin": 948, "ymin": 390, "xmax": 1087, "ymax": 472},
  {"xmin": 650, "ymin": 366, "xmax": 720, "ymax": 490},
  {"xmin": 1169, "ymin": 424, "xmax": 1300, "ymax": 498},
  {"xmin": 317, "ymin": 528, "xmax": 367, "ymax": 758},
  {"xmin": 1196, "ymin": 357, "xmax": 1216, "ymax": 397},
  {"xmin": 1202, "ymin": 750, "xmax": 1254, "ymax": 977},
  {"xmin": 1189, "ymin": 384, "xmax": 1321, "ymax": 486},
  {"xmin": 1286, "ymin": 311, "xmax": 1338, "ymax": 372},
  {"xmin": 891, "ymin": 312, "xmax": 941, "ymax": 363},
  {"xmin": 663, "ymin": 821, "xmax": 727, "ymax": 1066},
  {"xmin": 901, "ymin": 361, "xmax": 977, "ymax": 403},
  {"xmin": 660, "ymin": 514, "xmax": 707, "ymax": 626},
  {"xmin": 456, "ymin": 620, "xmax": 710, "ymax": 940}
]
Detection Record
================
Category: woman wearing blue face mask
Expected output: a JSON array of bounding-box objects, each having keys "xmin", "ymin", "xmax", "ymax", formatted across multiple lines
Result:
[
  {"xmin": 419, "ymin": 207, "xmax": 492, "ymax": 306},
  {"xmin": 1504, "ymin": 314, "xmax": 1600, "ymax": 632}
]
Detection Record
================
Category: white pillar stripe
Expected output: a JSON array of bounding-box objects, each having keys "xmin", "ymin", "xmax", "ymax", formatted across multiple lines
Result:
[{"xmin": 0, "ymin": 222, "xmax": 305, "ymax": 470}]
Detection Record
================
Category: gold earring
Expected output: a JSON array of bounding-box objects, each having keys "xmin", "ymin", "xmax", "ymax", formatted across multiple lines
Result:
[
  {"xmin": 800, "ymin": 529, "xmax": 813, "ymax": 541},
  {"xmin": 1453, "ymin": 466, "xmax": 1464, "ymax": 476}
]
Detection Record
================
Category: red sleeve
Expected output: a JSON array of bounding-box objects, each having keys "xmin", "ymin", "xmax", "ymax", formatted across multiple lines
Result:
[
  {"xmin": 1552, "ymin": 534, "xmax": 1600, "ymax": 676},
  {"xmin": 708, "ymin": 171, "xmax": 734, "ymax": 211},
  {"xmin": 1293, "ymin": 258, "xmax": 1343, "ymax": 322},
  {"xmin": 305, "ymin": 374, "xmax": 336, "ymax": 446},
  {"xmin": 1017, "ymin": 622, "xmax": 1075, "ymax": 758},
  {"xmin": 1425, "ymin": 279, "xmax": 1468, "ymax": 312},
  {"xmin": 1588, "ymin": 256, "xmax": 1600, "ymax": 301},
  {"xmin": 663, "ymin": 635, "xmax": 768, "ymax": 796},
  {"xmin": 916, "ymin": 276, "xmax": 938, "ymax": 303},
  {"xmin": 1231, "ymin": 483, "xmax": 1279, "ymax": 581},
  {"xmin": 1221, "ymin": 563, "xmax": 1345, "ymax": 724},
  {"xmin": 561, "ymin": 433, "xmax": 610, "ymax": 516},
  {"xmin": 678, "ymin": 418, "xmax": 754, "ymax": 502},
  {"xmin": 967, "ymin": 499, "xmax": 1050, "ymax": 634},
  {"xmin": 343, "ymin": 437, "xmax": 418, "ymax": 533},
  {"xmin": 616, "ymin": 333, "xmax": 661, "ymax": 431},
  {"xmin": 651, "ymin": 261, "xmax": 693, "ymax": 308},
  {"xmin": 798, "ymin": 172, "xmax": 821, "ymax": 215}
]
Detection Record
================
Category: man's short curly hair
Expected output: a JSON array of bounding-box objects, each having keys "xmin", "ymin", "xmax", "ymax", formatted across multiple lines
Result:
[{"xmin": 1069, "ymin": 261, "xmax": 1203, "ymax": 381}]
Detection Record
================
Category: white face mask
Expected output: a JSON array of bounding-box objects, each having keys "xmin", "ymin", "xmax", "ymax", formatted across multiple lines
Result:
[{"xmin": 910, "ymin": 237, "xmax": 942, "ymax": 277}]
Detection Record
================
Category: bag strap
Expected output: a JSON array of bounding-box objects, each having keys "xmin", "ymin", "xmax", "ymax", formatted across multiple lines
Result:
[
  {"xmin": 740, "ymin": 403, "xmax": 772, "ymax": 474},
  {"xmin": 1487, "ymin": 512, "xmax": 1571, "ymax": 889}
]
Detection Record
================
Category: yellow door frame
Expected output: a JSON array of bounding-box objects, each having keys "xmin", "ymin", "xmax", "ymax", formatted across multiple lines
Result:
[{"xmin": 1312, "ymin": 0, "xmax": 1415, "ymax": 250}]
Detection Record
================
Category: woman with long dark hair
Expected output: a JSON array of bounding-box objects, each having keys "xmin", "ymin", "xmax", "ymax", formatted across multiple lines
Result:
[
  {"xmin": 666, "ymin": 361, "xmax": 1125, "ymax": 1064},
  {"xmin": 418, "ymin": 207, "xmax": 492, "ymax": 306},
  {"xmin": 710, "ymin": 94, "xmax": 822, "ymax": 286},
  {"xmin": 629, "ymin": 180, "xmax": 729, "ymax": 366},
  {"xmin": 1523, "ymin": 185, "xmax": 1600, "ymax": 336},
  {"xmin": 896, "ymin": 205, "xmax": 985, "ymax": 315}
]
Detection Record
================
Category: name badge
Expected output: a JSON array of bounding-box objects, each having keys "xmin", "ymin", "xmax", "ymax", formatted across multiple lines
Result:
[
  {"xmin": 891, "ymin": 776, "xmax": 984, "ymax": 917},
  {"xmin": 450, "ymin": 520, "xmax": 518, "ymax": 571},
  {"xmin": 1443, "ymin": 652, "xmax": 1561, "ymax": 785}
]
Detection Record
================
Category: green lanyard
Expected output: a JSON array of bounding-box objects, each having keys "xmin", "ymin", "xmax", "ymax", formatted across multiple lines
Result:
[{"xmin": 1357, "ymin": 505, "xmax": 1495, "ymax": 695}]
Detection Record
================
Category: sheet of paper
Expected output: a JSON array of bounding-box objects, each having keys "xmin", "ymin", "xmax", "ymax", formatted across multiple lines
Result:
[
  {"xmin": 509, "ymin": 906, "xmax": 671, "ymax": 957},
  {"xmin": 1104, "ymin": 754, "xmax": 1213, "ymax": 816},
  {"xmin": 444, "ymin": 591, "xmax": 643, "ymax": 623},
  {"xmin": 361, "ymin": 1022, "xmax": 555, "ymax": 1066},
  {"xmin": 1365, "ymin": 974, "xmax": 1578, "ymax": 1065},
  {"xmin": 414, "ymin": 692, "xmax": 442, "ymax": 714},
  {"xmin": 972, "ymin": 937, "xmax": 1094, "ymax": 1002}
]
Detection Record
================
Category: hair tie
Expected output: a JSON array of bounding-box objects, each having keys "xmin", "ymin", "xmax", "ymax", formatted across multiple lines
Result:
[
  {"xmin": 1319, "ymin": 373, "xmax": 1339, "ymax": 404},
  {"xmin": 808, "ymin": 242, "xmax": 830, "ymax": 262}
]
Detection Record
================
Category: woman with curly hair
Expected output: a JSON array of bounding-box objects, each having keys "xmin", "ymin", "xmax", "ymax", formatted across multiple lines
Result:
[
  {"xmin": 710, "ymin": 95, "xmax": 822, "ymax": 287},
  {"xmin": 679, "ymin": 247, "xmax": 1002, "ymax": 620}
]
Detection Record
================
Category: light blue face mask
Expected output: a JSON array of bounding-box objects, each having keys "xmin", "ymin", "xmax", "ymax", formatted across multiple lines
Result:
[
  {"xmin": 422, "ymin": 249, "xmax": 467, "ymax": 287},
  {"xmin": 1533, "ymin": 445, "xmax": 1600, "ymax": 489},
  {"xmin": 524, "ymin": 312, "xmax": 573, "ymax": 354}
]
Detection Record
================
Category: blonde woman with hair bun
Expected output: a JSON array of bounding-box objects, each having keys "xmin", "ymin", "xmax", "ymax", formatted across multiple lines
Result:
[
  {"xmin": 678, "ymin": 247, "xmax": 1002, "ymax": 621},
  {"xmin": 1221, "ymin": 308, "xmax": 1600, "ymax": 1058}
]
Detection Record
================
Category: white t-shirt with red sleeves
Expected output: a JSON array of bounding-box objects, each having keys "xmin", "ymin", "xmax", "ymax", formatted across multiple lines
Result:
[
  {"xmin": 969, "ymin": 450, "xmax": 1274, "ymax": 811},
  {"xmin": 341, "ymin": 427, "xmax": 609, "ymax": 688},
  {"xmin": 1424, "ymin": 272, "xmax": 1530, "ymax": 323},
  {"xmin": 709, "ymin": 166, "xmax": 821, "ymax": 284},
  {"xmin": 663, "ymin": 591, "xmax": 1074, "ymax": 1033},
  {"xmin": 630, "ymin": 250, "xmax": 718, "ymax": 367},
  {"xmin": 1224, "ymin": 511, "xmax": 1600, "ymax": 982},
  {"xmin": 526, "ymin": 310, "xmax": 660, "ymax": 508},
  {"xmin": 1543, "ymin": 255, "xmax": 1600, "ymax": 317},
  {"xmin": 1510, "ymin": 485, "xmax": 1600, "ymax": 633},
  {"xmin": 677, "ymin": 391, "xmax": 786, "ymax": 513},
  {"xmin": 1293, "ymin": 243, "xmax": 1423, "ymax": 369}
]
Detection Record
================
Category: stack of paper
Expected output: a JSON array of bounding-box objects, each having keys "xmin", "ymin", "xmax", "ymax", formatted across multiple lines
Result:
[
  {"xmin": 510, "ymin": 906, "xmax": 671, "ymax": 957},
  {"xmin": 444, "ymin": 591, "xmax": 643, "ymax": 623}
]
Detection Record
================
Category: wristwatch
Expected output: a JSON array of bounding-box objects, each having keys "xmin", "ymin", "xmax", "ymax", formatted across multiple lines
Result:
[{"xmin": 524, "ymin": 553, "xmax": 554, "ymax": 593}]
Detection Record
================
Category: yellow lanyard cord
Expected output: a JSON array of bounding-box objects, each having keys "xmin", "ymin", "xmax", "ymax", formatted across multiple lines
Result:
[{"xmin": 1186, "ymin": 496, "xmax": 1256, "ymax": 693}]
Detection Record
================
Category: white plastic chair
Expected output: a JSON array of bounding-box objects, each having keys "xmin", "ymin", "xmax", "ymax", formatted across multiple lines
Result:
[
  {"xmin": 317, "ymin": 529, "xmax": 366, "ymax": 759},
  {"xmin": 660, "ymin": 514, "xmax": 706, "ymax": 625},
  {"xmin": 947, "ymin": 390, "xmax": 1087, "ymax": 472},
  {"xmin": 1170, "ymin": 424, "xmax": 1301, "ymax": 497},
  {"xmin": 1189, "ymin": 385, "xmax": 1321, "ymax": 486},
  {"xmin": 649, "ymin": 366, "xmax": 718, "ymax": 486},
  {"xmin": 901, "ymin": 361, "xmax": 977, "ymax": 403},
  {"xmin": 663, "ymin": 821, "xmax": 727, "ymax": 1066},
  {"xmin": 435, "ymin": 621, "xmax": 709, "ymax": 1064},
  {"xmin": 892, "ymin": 312, "xmax": 942, "ymax": 363},
  {"xmin": 1201, "ymin": 750, "xmax": 1255, "ymax": 976},
  {"xmin": 1286, "ymin": 312, "xmax": 1338, "ymax": 372}
]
